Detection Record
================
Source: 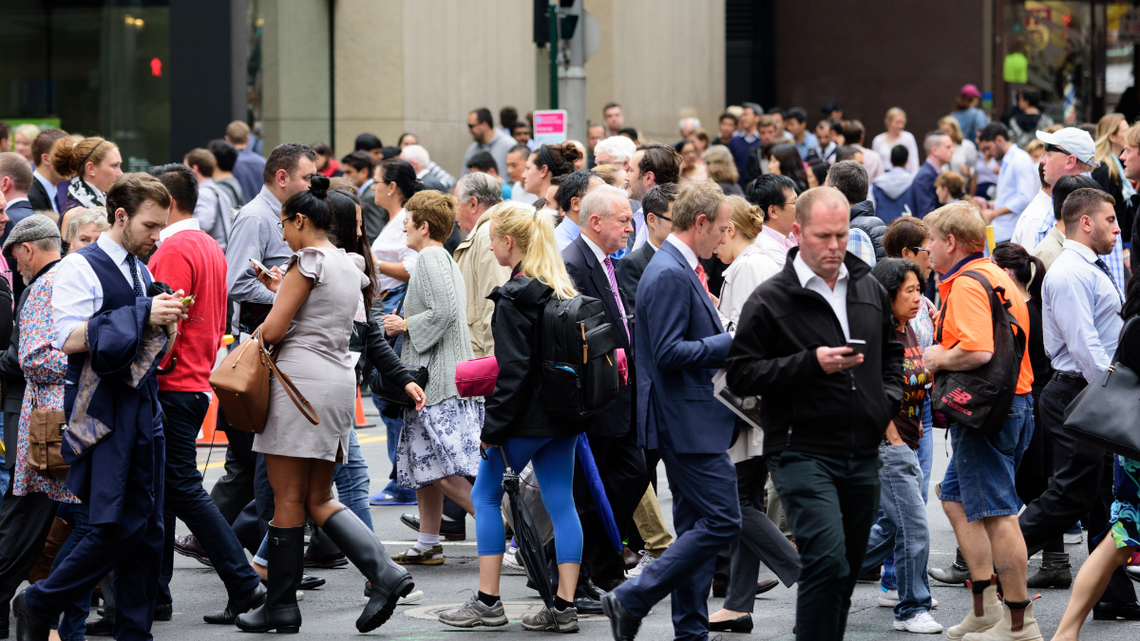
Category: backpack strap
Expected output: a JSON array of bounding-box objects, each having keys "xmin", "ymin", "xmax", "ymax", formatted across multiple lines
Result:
[{"xmin": 957, "ymin": 270, "xmax": 1027, "ymax": 358}]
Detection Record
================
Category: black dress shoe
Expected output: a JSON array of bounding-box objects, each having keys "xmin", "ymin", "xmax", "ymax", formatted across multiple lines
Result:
[
  {"xmin": 594, "ymin": 576, "xmax": 625, "ymax": 592},
  {"xmin": 173, "ymin": 534, "xmax": 213, "ymax": 567},
  {"xmin": 574, "ymin": 596, "xmax": 603, "ymax": 615},
  {"xmin": 712, "ymin": 577, "xmax": 727, "ymax": 598},
  {"xmin": 85, "ymin": 618, "xmax": 113, "ymax": 637},
  {"xmin": 303, "ymin": 550, "xmax": 348, "ymax": 568},
  {"xmin": 755, "ymin": 579, "xmax": 779, "ymax": 595},
  {"xmin": 709, "ymin": 614, "xmax": 753, "ymax": 633},
  {"xmin": 154, "ymin": 602, "xmax": 173, "ymax": 621},
  {"xmin": 601, "ymin": 592, "xmax": 641, "ymax": 641},
  {"xmin": 398, "ymin": 513, "xmax": 466, "ymax": 540},
  {"xmin": 582, "ymin": 578, "xmax": 605, "ymax": 601},
  {"xmin": 262, "ymin": 574, "xmax": 325, "ymax": 590},
  {"xmin": 1093, "ymin": 600, "xmax": 1140, "ymax": 621},
  {"xmin": 203, "ymin": 583, "xmax": 268, "ymax": 624},
  {"xmin": 13, "ymin": 591, "xmax": 48, "ymax": 641}
]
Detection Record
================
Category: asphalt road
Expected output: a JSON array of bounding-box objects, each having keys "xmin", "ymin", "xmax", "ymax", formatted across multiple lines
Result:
[{"xmin": 28, "ymin": 404, "xmax": 1140, "ymax": 640}]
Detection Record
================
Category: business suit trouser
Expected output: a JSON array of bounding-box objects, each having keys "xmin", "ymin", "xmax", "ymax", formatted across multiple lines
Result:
[
  {"xmin": 575, "ymin": 429, "xmax": 647, "ymax": 584},
  {"xmin": 724, "ymin": 457, "xmax": 801, "ymax": 612},
  {"xmin": 768, "ymin": 451, "xmax": 880, "ymax": 641},
  {"xmin": 613, "ymin": 448, "xmax": 740, "ymax": 641},
  {"xmin": 0, "ymin": 485, "xmax": 58, "ymax": 634}
]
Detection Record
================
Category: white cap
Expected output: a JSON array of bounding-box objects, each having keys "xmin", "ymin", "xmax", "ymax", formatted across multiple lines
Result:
[{"xmin": 1036, "ymin": 128, "xmax": 1098, "ymax": 169}]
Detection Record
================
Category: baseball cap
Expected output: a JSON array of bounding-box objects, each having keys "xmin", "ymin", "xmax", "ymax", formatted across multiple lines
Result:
[
  {"xmin": 1036, "ymin": 127, "xmax": 1098, "ymax": 169},
  {"xmin": 960, "ymin": 84, "xmax": 982, "ymax": 98},
  {"xmin": 3, "ymin": 214, "xmax": 61, "ymax": 258}
]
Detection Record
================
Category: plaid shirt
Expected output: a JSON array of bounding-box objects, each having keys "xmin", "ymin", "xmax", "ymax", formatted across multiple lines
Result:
[{"xmin": 846, "ymin": 227, "xmax": 877, "ymax": 267}]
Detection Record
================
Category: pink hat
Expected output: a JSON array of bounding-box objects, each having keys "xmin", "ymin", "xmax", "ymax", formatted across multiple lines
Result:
[{"xmin": 960, "ymin": 84, "xmax": 982, "ymax": 98}]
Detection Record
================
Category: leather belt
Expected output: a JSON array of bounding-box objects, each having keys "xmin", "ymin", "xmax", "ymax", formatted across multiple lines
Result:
[{"xmin": 1052, "ymin": 371, "xmax": 1086, "ymax": 386}]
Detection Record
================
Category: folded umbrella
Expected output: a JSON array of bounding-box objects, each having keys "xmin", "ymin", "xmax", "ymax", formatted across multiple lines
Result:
[
  {"xmin": 497, "ymin": 446, "xmax": 561, "ymax": 631},
  {"xmin": 575, "ymin": 434, "xmax": 622, "ymax": 553}
]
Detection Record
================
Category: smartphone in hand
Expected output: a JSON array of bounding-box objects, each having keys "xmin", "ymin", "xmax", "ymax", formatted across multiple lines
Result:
[{"xmin": 846, "ymin": 339, "xmax": 867, "ymax": 356}]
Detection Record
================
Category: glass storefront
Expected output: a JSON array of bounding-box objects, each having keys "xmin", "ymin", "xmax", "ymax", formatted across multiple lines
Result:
[{"xmin": 1, "ymin": 1, "xmax": 171, "ymax": 169}]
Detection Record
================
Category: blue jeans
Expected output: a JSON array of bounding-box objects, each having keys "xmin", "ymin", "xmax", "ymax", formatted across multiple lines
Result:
[
  {"xmin": 939, "ymin": 394, "xmax": 1035, "ymax": 522},
  {"xmin": 373, "ymin": 284, "xmax": 415, "ymax": 502},
  {"xmin": 51, "ymin": 505, "xmax": 92, "ymax": 641},
  {"xmin": 882, "ymin": 399, "xmax": 935, "ymax": 592},
  {"xmin": 255, "ymin": 430, "xmax": 373, "ymax": 563},
  {"xmin": 472, "ymin": 436, "xmax": 582, "ymax": 563},
  {"xmin": 862, "ymin": 443, "xmax": 932, "ymax": 621}
]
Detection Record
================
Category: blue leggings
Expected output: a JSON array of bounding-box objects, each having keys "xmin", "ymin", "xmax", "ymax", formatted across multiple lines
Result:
[{"xmin": 472, "ymin": 436, "xmax": 582, "ymax": 564}]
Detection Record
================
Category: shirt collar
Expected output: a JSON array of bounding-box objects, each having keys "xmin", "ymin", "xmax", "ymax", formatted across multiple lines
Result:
[
  {"xmin": 579, "ymin": 233, "xmax": 608, "ymax": 264},
  {"xmin": 665, "ymin": 234, "xmax": 698, "ymax": 270},
  {"xmin": 1061, "ymin": 238, "xmax": 1099, "ymax": 263},
  {"xmin": 359, "ymin": 178, "xmax": 374, "ymax": 197},
  {"xmin": 793, "ymin": 251, "xmax": 849, "ymax": 290},
  {"xmin": 5, "ymin": 197, "xmax": 28, "ymax": 207},
  {"xmin": 941, "ymin": 252, "xmax": 986, "ymax": 281},
  {"xmin": 257, "ymin": 185, "xmax": 282, "ymax": 213},
  {"xmin": 159, "ymin": 217, "xmax": 201, "ymax": 242},
  {"xmin": 96, "ymin": 231, "xmax": 131, "ymax": 266},
  {"xmin": 760, "ymin": 224, "xmax": 794, "ymax": 247},
  {"xmin": 32, "ymin": 168, "xmax": 54, "ymax": 190},
  {"xmin": 415, "ymin": 168, "xmax": 428, "ymax": 179}
]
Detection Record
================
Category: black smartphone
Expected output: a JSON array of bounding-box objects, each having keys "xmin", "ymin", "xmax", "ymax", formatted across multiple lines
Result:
[{"xmin": 846, "ymin": 339, "xmax": 867, "ymax": 355}]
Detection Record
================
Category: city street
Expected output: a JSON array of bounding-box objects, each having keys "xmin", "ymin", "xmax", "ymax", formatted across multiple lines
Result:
[{"xmin": 145, "ymin": 406, "xmax": 1140, "ymax": 640}]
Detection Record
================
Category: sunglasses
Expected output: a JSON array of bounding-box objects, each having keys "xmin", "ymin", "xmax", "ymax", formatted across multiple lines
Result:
[
  {"xmin": 1045, "ymin": 144, "xmax": 1070, "ymax": 156},
  {"xmin": 909, "ymin": 246, "xmax": 929, "ymax": 255}
]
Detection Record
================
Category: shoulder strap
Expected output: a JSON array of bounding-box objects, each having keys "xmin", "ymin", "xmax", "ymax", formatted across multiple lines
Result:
[
  {"xmin": 255, "ymin": 329, "xmax": 320, "ymax": 425},
  {"xmin": 959, "ymin": 270, "xmax": 1027, "ymax": 356}
]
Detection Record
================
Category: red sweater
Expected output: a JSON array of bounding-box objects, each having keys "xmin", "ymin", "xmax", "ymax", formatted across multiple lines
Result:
[{"xmin": 150, "ymin": 226, "xmax": 228, "ymax": 392}]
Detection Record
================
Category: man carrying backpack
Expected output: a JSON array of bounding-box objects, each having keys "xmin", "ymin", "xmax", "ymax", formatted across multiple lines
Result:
[{"xmin": 923, "ymin": 203, "xmax": 1040, "ymax": 641}]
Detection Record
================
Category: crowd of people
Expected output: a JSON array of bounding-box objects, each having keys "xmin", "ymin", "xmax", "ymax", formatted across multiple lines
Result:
[{"xmin": 0, "ymin": 82, "xmax": 1138, "ymax": 641}]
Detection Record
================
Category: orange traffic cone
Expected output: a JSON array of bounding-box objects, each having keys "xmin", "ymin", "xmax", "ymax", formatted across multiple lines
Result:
[
  {"xmin": 355, "ymin": 387, "xmax": 375, "ymax": 428},
  {"xmin": 196, "ymin": 395, "xmax": 228, "ymax": 446}
]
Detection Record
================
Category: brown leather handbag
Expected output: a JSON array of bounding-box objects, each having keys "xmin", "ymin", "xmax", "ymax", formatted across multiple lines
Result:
[
  {"xmin": 209, "ymin": 329, "xmax": 319, "ymax": 433},
  {"xmin": 27, "ymin": 388, "xmax": 69, "ymax": 479}
]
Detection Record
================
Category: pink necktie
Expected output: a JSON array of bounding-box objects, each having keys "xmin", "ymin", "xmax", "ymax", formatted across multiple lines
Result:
[
  {"xmin": 603, "ymin": 257, "xmax": 630, "ymax": 342},
  {"xmin": 695, "ymin": 262, "xmax": 710, "ymax": 294}
]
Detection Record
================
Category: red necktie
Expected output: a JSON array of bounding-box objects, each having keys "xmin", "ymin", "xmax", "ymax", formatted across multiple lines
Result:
[{"xmin": 695, "ymin": 262, "xmax": 710, "ymax": 294}]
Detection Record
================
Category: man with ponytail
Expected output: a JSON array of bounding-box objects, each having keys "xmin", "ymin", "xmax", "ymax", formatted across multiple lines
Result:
[{"xmin": 602, "ymin": 182, "xmax": 740, "ymax": 641}]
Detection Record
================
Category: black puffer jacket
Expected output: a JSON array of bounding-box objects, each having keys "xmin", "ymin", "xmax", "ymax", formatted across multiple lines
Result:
[{"xmin": 850, "ymin": 199, "xmax": 887, "ymax": 261}]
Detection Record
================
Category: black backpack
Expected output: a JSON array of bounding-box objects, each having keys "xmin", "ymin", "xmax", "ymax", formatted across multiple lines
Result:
[
  {"xmin": 539, "ymin": 293, "xmax": 620, "ymax": 419},
  {"xmin": 932, "ymin": 271, "xmax": 1027, "ymax": 435}
]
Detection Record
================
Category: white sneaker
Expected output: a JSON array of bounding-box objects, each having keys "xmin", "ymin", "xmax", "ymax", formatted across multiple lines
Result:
[
  {"xmin": 1064, "ymin": 531, "xmax": 1084, "ymax": 545},
  {"xmin": 502, "ymin": 547, "xmax": 524, "ymax": 571},
  {"xmin": 893, "ymin": 611, "xmax": 943, "ymax": 634},
  {"xmin": 398, "ymin": 589, "xmax": 425, "ymax": 605},
  {"xmin": 879, "ymin": 588, "xmax": 937, "ymax": 609},
  {"xmin": 626, "ymin": 550, "xmax": 654, "ymax": 578}
]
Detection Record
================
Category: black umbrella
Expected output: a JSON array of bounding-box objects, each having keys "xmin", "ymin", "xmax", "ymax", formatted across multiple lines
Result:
[{"xmin": 497, "ymin": 447, "xmax": 561, "ymax": 631}]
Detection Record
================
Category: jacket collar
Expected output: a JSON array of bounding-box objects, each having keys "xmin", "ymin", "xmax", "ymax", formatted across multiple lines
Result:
[
  {"xmin": 781, "ymin": 246, "xmax": 871, "ymax": 293},
  {"xmin": 658, "ymin": 240, "xmax": 723, "ymax": 331},
  {"xmin": 454, "ymin": 210, "xmax": 493, "ymax": 255}
]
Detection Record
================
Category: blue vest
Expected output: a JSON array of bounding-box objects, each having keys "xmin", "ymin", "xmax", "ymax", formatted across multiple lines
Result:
[{"xmin": 63, "ymin": 242, "xmax": 151, "ymax": 418}]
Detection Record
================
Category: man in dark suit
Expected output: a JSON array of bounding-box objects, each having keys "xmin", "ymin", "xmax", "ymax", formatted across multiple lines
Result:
[
  {"xmin": 602, "ymin": 182, "xmax": 740, "ymax": 641},
  {"xmin": 562, "ymin": 185, "xmax": 645, "ymax": 594},
  {"xmin": 910, "ymin": 131, "xmax": 953, "ymax": 218},
  {"xmin": 617, "ymin": 184, "xmax": 677, "ymax": 312},
  {"xmin": 27, "ymin": 129, "xmax": 68, "ymax": 215},
  {"xmin": 0, "ymin": 153, "xmax": 38, "ymax": 301}
]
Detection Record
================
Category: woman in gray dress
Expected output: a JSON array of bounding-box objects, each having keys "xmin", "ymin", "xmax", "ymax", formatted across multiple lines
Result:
[
  {"xmin": 236, "ymin": 175, "xmax": 419, "ymax": 635},
  {"xmin": 382, "ymin": 190, "xmax": 483, "ymax": 566}
]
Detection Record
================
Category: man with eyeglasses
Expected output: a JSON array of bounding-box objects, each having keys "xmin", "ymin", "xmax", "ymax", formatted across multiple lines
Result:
[
  {"xmin": 462, "ymin": 108, "xmax": 515, "ymax": 179},
  {"xmin": 1010, "ymin": 128, "xmax": 1097, "ymax": 251},
  {"xmin": 746, "ymin": 174, "xmax": 800, "ymax": 268}
]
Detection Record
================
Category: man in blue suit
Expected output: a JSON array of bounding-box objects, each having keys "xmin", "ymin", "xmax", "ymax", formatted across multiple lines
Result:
[
  {"xmin": 910, "ymin": 132, "xmax": 953, "ymax": 218},
  {"xmin": 602, "ymin": 182, "xmax": 741, "ymax": 641}
]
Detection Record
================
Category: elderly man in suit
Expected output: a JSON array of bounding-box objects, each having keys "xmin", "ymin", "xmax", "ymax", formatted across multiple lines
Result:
[
  {"xmin": 562, "ymin": 186, "xmax": 646, "ymax": 596},
  {"xmin": 602, "ymin": 182, "xmax": 740, "ymax": 641}
]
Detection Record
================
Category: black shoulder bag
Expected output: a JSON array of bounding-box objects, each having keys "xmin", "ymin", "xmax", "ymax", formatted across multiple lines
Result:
[
  {"xmin": 931, "ymin": 271, "xmax": 1027, "ymax": 436},
  {"xmin": 1063, "ymin": 316, "xmax": 1140, "ymax": 460}
]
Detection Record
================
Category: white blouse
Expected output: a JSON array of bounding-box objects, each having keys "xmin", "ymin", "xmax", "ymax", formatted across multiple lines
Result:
[
  {"xmin": 370, "ymin": 208, "xmax": 418, "ymax": 292},
  {"xmin": 717, "ymin": 242, "xmax": 781, "ymax": 332}
]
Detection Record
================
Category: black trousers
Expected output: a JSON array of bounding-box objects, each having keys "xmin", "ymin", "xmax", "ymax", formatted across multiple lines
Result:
[
  {"xmin": 1019, "ymin": 375, "xmax": 1136, "ymax": 603},
  {"xmin": 0, "ymin": 485, "xmax": 58, "ymax": 632},
  {"xmin": 574, "ymin": 430, "xmax": 647, "ymax": 584},
  {"xmin": 209, "ymin": 414, "xmax": 256, "ymax": 525}
]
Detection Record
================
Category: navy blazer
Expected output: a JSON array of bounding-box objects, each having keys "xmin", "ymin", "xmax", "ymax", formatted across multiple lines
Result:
[
  {"xmin": 635, "ymin": 240, "xmax": 734, "ymax": 454},
  {"xmin": 616, "ymin": 241, "xmax": 655, "ymax": 312},
  {"xmin": 910, "ymin": 160, "xmax": 941, "ymax": 218},
  {"xmin": 563, "ymin": 235, "xmax": 634, "ymax": 438}
]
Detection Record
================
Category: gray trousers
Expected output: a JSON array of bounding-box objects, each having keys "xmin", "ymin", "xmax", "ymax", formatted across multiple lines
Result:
[{"xmin": 725, "ymin": 457, "xmax": 801, "ymax": 612}]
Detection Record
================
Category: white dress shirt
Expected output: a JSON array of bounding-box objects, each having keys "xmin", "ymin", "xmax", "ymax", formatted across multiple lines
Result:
[
  {"xmin": 1009, "ymin": 190, "xmax": 1053, "ymax": 250},
  {"xmin": 793, "ymin": 251, "xmax": 851, "ymax": 339},
  {"xmin": 992, "ymin": 144, "xmax": 1041, "ymax": 242},
  {"xmin": 159, "ymin": 216, "xmax": 201, "ymax": 243},
  {"xmin": 665, "ymin": 234, "xmax": 699, "ymax": 270},
  {"xmin": 1042, "ymin": 239, "xmax": 1123, "ymax": 381},
  {"xmin": 370, "ymin": 208, "xmax": 418, "ymax": 292},
  {"xmin": 754, "ymin": 225, "xmax": 797, "ymax": 268},
  {"xmin": 52, "ymin": 233, "xmax": 151, "ymax": 350}
]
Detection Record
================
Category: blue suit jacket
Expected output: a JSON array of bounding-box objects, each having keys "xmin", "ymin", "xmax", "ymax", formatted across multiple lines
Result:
[
  {"xmin": 635, "ymin": 240, "xmax": 734, "ymax": 454},
  {"xmin": 910, "ymin": 161, "xmax": 941, "ymax": 218}
]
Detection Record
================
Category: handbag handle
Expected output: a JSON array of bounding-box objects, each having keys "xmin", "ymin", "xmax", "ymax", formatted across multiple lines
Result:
[{"xmin": 254, "ymin": 329, "xmax": 320, "ymax": 426}]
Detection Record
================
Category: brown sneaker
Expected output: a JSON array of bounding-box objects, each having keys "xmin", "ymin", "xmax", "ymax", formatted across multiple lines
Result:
[{"xmin": 391, "ymin": 544, "xmax": 445, "ymax": 565}]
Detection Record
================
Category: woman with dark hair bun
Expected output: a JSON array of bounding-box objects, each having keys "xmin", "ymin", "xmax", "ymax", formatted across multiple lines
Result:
[
  {"xmin": 522, "ymin": 142, "xmax": 580, "ymax": 199},
  {"xmin": 236, "ymin": 174, "xmax": 423, "ymax": 634}
]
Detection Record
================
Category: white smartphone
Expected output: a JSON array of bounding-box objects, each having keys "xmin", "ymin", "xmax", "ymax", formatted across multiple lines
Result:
[{"xmin": 250, "ymin": 258, "xmax": 277, "ymax": 279}]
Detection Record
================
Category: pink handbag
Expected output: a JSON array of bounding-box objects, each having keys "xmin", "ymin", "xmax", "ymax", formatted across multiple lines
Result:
[{"xmin": 455, "ymin": 350, "xmax": 628, "ymax": 398}]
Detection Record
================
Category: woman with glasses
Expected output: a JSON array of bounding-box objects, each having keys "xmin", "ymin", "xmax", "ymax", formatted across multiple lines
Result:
[{"xmin": 236, "ymin": 175, "xmax": 415, "ymax": 634}]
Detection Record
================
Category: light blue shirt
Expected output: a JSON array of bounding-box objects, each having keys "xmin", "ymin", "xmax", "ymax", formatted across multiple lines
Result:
[
  {"xmin": 992, "ymin": 144, "xmax": 1040, "ymax": 242},
  {"xmin": 554, "ymin": 216, "xmax": 580, "ymax": 252},
  {"xmin": 1031, "ymin": 194, "xmax": 1125, "ymax": 292},
  {"xmin": 845, "ymin": 227, "xmax": 876, "ymax": 267},
  {"xmin": 1042, "ymin": 239, "xmax": 1123, "ymax": 381},
  {"xmin": 794, "ymin": 132, "xmax": 822, "ymax": 163}
]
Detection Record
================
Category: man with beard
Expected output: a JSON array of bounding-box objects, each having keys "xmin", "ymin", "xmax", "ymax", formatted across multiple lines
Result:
[{"xmin": 14, "ymin": 173, "xmax": 189, "ymax": 641}]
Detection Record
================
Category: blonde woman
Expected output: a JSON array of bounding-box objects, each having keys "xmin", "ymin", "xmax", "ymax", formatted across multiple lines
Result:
[
  {"xmin": 714, "ymin": 196, "xmax": 779, "ymax": 331},
  {"xmin": 50, "ymin": 137, "xmax": 122, "ymax": 210},
  {"xmin": 438, "ymin": 202, "xmax": 589, "ymax": 632},
  {"xmin": 1092, "ymin": 113, "xmax": 1133, "ymax": 238},
  {"xmin": 871, "ymin": 108, "xmax": 919, "ymax": 175},
  {"xmin": 13, "ymin": 123, "xmax": 40, "ymax": 164},
  {"xmin": 938, "ymin": 116, "xmax": 977, "ymax": 177}
]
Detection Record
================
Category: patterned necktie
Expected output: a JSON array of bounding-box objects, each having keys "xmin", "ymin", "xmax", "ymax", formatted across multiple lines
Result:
[
  {"xmin": 602, "ymin": 257, "xmax": 630, "ymax": 342},
  {"xmin": 695, "ymin": 262, "xmax": 710, "ymax": 294},
  {"xmin": 127, "ymin": 254, "xmax": 144, "ymax": 297},
  {"xmin": 1094, "ymin": 258, "xmax": 1123, "ymax": 303}
]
